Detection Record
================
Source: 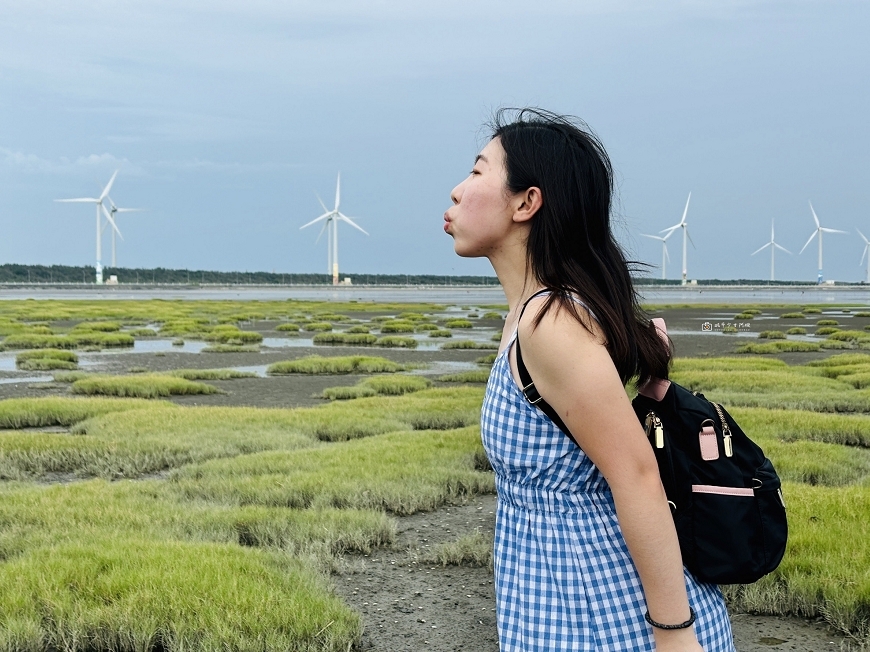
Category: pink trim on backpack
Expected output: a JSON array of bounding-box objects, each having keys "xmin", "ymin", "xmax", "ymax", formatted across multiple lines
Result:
[
  {"xmin": 691, "ymin": 485, "xmax": 754, "ymax": 497},
  {"xmin": 699, "ymin": 424, "xmax": 719, "ymax": 461}
]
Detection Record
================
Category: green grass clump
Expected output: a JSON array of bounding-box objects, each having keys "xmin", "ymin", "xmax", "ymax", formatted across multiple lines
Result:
[
  {"xmin": 438, "ymin": 370, "xmax": 492, "ymax": 383},
  {"xmin": 72, "ymin": 321, "xmax": 121, "ymax": 332},
  {"xmin": 275, "ymin": 322, "xmax": 301, "ymax": 332},
  {"xmin": 52, "ymin": 371, "xmax": 92, "ymax": 383},
  {"xmin": 69, "ymin": 331, "xmax": 135, "ymax": 348},
  {"xmin": 1, "ymin": 334, "xmax": 77, "ymax": 350},
  {"xmin": 422, "ymin": 530, "xmax": 493, "ymax": 569},
  {"xmin": 820, "ymin": 340, "xmax": 857, "ymax": 350},
  {"xmin": 321, "ymin": 385, "xmax": 379, "ymax": 400},
  {"xmin": 787, "ymin": 327, "xmax": 807, "ymax": 335},
  {"xmin": 129, "ymin": 328, "xmax": 158, "ymax": 337},
  {"xmin": 346, "ymin": 325, "xmax": 371, "ymax": 334},
  {"xmin": 481, "ymin": 312, "xmax": 503, "ymax": 320},
  {"xmin": 16, "ymin": 349, "xmax": 78, "ymax": 366},
  {"xmin": 303, "ymin": 322, "xmax": 333, "ymax": 332},
  {"xmin": 267, "ymin": 355, "xmax": 405, "ymax": 375},
  {"xmin": 827, "ymin": 330, "xmax": 870, "ymax": 342},
  {"xmin": 313, "ymin": 312, "xmax": 350, "ymax": 322},
  {"xmin": 476, "ymin": 353, "xmax": 498, "ymax": 365},
  {"xmin": 734, "ymin": 312, "xmax": 756, "ymax": 319},
  {"xmin": 736, "ymin": 341, "xmax": 821, "ymax": 354},
  {"xmin": 427, "ymin": 329, "xmax": 453, "ymax": 338},
  {"xmin": 202, "ymin": 344, "xmax": 260, "ymax": 353},
  {"xmin": 379, "ymin": 320, "xmax": 416, "ymax": 333},
  {"xmin": 444, "ymin": 318, "xmax": 474, "ymax": 329},
  {"xmin": 855, "ymin": 312, "xmax": 870, "ymax": 318},
  {"xmin": 71, "ymin": 375, "xmax": 220, "ymax": 399},
  {"xmin": 322, "ymin": 375, "xmax": 431, "ymax": 400},
  {"xmin": 414, "ymin": 322, "xmax": 440, "ymax": 332},
  {"xmin": 802, "ymin": 307, "xmax": 823, "ymax": 314},
  {"xmin": 758, "ymin": 331, "xmax": 787, "ymax": 339},
  {"xmin": 441, "ymin": 340, "xmax": 499, "ymax": 350},
  {"xmin": 0, "ymin": 397, "xmax": 166, "ymax": 429},
  {"xmin": 817, "ymin": 319, "xmax": 840, "ymax": 326},
  {"xmin": 397, "ymin": 312, "xmax": 427, "ymax": 321},
  {"xmin": 807, "ymin": 354, "xmax": 870, "ymax": 368},
  {"xmin": 816, "ymin": 327, "xmax": 842, "ymax": 335},
  {"xmin": 169, "ymin": 369, "xmax": 258, "ymax": 381},
  {"xmin": 203, "ymin": 326, "xmax": 263, "ymax": 345},
  {"xmin": 780, "ymin": 312, "xmax": 805, "ymax": 319},
  {"xmin": 312, "ymin": 333, "xmax": 378, "ymax": 346},
  {"xmin": 171, "ymin": 426, "xmax": 493, "ymax": 515},
  {"xmin": 375, "ymin": 336, "xmax": 418, "ymax": 349}
]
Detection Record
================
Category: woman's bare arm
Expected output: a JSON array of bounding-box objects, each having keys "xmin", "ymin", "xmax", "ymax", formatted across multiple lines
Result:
[{"xmin": 515, "ymin": 299, "xmax": 703, "ymax": 651}]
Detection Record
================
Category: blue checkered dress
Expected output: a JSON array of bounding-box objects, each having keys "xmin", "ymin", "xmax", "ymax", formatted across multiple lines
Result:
[{"xmin": 481, "ymin": 329, "xmax": 736, "ymax": 651}]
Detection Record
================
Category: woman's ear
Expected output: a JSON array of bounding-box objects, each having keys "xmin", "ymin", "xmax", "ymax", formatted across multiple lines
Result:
[{"xmin": 513, "ymin": 187, "xmax": 543, "ymax": 224}]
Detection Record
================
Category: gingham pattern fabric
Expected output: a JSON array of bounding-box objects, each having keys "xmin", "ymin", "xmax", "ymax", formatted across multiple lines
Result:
[{"xmin": 481, "ymin": 328, "xmax": 736, "ymax": 651}]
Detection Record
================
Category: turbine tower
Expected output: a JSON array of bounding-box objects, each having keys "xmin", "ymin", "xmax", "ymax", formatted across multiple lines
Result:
[
  {"xmin": 102, "ymin": 196, "xmax": 143, "ymax": 268},
  {"xmin": 799, "ymin": 201, "xmax": 846, "ymax": 284},
  {"xmin": 640, "ymin": 231, "xmax": 673, "ymax": 280},
  {"xmin": 751, "ymin": 219, "xmax": 791, "ymax": 282},
  {"xmin": 858, "ymin": 230, "xmax": 870, "ymax": 284},
  {"xmin": 300, "ymin": 173, "xmax": 368, "ymax": 285},
  {"xmin": 660, "ymin": 193, "xmax": 693, "ymax": 286},
  {"xmin": 55, "ymin": 170, "xmax": 123, "ymax": 284}
]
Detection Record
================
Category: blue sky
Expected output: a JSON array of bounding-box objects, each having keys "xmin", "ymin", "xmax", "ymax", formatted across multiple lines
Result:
[{"xmin": 1, "ymin": 1, "xmax": 868, "ymax": 282}]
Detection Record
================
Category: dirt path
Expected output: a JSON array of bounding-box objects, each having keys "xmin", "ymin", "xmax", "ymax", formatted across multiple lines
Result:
[{"xmin": 334, "ymin": 496, "xmax": 853, "ymax": 652}]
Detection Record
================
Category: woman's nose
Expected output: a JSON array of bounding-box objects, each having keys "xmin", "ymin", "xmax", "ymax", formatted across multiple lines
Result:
[{"xmin": 450, "ymin": 182, "xmax": 462, "ymax": 205}]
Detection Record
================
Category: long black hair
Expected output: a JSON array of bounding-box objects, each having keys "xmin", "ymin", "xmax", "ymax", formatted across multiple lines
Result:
[{"xmin": 491, "ymin": 108, "xmax": 669, "ymax": 385}]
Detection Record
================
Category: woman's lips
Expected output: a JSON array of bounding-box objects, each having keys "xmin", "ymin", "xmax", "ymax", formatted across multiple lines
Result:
[{"xmin": 443, "ymin": 213, "xmax": 451, "ymax": 233}]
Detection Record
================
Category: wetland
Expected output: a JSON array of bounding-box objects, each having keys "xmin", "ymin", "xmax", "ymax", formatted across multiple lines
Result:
[{"xmin": 1, "ymin": 297, "xmax": 870, "ymax": 650}]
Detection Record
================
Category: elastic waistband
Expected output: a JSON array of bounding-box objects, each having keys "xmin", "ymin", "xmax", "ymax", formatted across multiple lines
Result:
[{"xmin": 496, "ymin": 475, "xmax": 614, "ymax": 514}]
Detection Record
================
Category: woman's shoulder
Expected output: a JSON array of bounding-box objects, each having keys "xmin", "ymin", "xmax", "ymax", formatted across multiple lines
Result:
[{"xmin": 518, "ymin": 290, "xmax": 605, "ymax": 355}]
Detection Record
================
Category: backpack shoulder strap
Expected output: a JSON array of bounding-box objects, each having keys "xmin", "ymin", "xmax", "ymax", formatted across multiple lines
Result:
[{"xmin": 515, "ymin": 290, "xmax": 576, "ymax": 443}]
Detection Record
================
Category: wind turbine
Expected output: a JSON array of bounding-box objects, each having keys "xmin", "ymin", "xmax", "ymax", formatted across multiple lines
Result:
[
  {"xmin": 102, "ymin": 196, "xmax": 144, "ymax": 268},
  {"xmin": 300, "ymin": 173, "xmax": 368, "ymax": 285},
  {"xmin": 640, "ymin": 231, "xmax": 673, "ymax": 280},
  {"xmin": 660, "ymin": 193, "xmax": 693, "ymax": 286},
  {"xmin": 798, "ymin": 201, "xmax": 846, "ymax": 284},
  {"xmin": 858, "ymin": 230, "xmax": 870, "ymax": 284},
  {"xmin": 751, "ymin": 219, "xmax": 791, "ymax": 282},
  {"xmin": 55, "ymin": 170, "xmax": 123, "ymax": 284}
]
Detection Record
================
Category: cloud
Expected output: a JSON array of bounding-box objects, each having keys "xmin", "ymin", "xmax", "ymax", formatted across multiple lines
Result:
[{"xmin": 0, "ymin": 147, "xmax": 142, "ymax": 175}]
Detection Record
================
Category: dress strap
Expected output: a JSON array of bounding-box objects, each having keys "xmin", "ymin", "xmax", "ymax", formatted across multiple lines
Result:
[{"xmin": 514, "ymin": 290, "xmax": 585, "ymax": 444}]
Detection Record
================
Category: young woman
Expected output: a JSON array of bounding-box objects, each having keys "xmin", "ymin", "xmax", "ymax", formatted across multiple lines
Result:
[{"xmin": 444, "ymin": 109, "xmax": 735, "ymax": 651}]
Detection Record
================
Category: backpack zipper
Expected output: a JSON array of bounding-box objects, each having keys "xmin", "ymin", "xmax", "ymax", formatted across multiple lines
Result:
[
  {"xmin": 711, "ymin": 402, "xmax": 733, "ymax": 457},
  {"xmin": 644, "ymin": 411, "xmax": 665, "ymax": 449}
]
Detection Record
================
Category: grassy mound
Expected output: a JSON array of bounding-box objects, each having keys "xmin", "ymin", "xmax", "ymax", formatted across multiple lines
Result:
[
  {"xmin": 267, "ymin": 355, "xmax": 405, "ymax": 375},
  {"xmin": 71, "ymin": 375, "xmax": 220, "ymax": 399}
]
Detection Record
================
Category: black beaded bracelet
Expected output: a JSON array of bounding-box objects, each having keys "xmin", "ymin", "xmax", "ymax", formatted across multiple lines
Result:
[{"xmin": 644, "ymin": 607, "xmax": 696, "ymax": 630}]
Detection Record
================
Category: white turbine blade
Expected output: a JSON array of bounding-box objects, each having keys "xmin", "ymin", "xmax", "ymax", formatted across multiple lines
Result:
[
  {"xmin": 101, "ymin": 204, "xmax": 124, "ymax": 240},
  {"xmin": 686, "ymin": 228, "xmax": 696, "ymax": 249},
  {"xmin": 115, "ymin": 208, "xmax": 144, "ymax": 213},
  {"xmin": 99, "ymin": 170, "xmax": 119, "ymax": 201},
  {"xmin": 334, "ymin": 173, "xmax": 341, "ymax": 211},
  {"xmin": 55, "ymin": 198, "xmax": 98, "ymax": 203},
  {"xmin": 315, "ymin": 193, "xmax": 329, "ymax": 214},
  {"xmin": 773, "ymin": 243, "xmax": 791, "ymax": 254},
  {"xmin": 820, "ymin": 228, "xmax": 848, "ymax": 234},
  {"xmin": 809, "ymin": 201, "xmax": 820, "ymax": 228},
  {"xmin": 799, "ymin": 230, "xmax": 818, "ymax": 255},
  {"xmin": 680, "ymin": 192, "xmax": 691, "ymax": 226},
  {"xmin": 861, "ymin": 244, "xmax": 869, "ymax": 267},
  {"xmin": 315, "ymin": 219, "xmax": 329, "ymax": 244},
  {"xmin": 751, "ymin": 242, "xmax": 772, "ymax": 256},
  {"xmin": 663, "ymin": 243, "xmax": 670, "ymax": 263},
  {"xmin": 659, "ymin": 223, "xmax": 681, "ymax": 236},
  {"xmin": 300, "ymin": 211, "xmax": 333, "ymax": 230},
  {"xmin": 640, "ymin": 233, "xmax": 665, "ymax": 242},
  {"xmin": 858, "ymin": 229, "xmax": 870, "ymax": 245},
  {"xmin": 338, "ymin": 213, "xmax": 369, "ymax": 236}
]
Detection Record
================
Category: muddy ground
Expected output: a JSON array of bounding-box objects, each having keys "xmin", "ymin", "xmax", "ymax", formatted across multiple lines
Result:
[{"xmin": 1, "ymin": 305, "xmax": 865, "ymax": 650}]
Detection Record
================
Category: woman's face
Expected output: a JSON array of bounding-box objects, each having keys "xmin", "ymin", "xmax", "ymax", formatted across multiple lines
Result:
[{"xmin": 444, "ymin": 138, "xmax": 515, "ymax": 258}]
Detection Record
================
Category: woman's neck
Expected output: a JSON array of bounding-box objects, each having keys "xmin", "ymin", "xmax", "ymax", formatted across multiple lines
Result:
[{"xmin": 488, "ymin": 241, "xmax": 543, "ymax": 312}]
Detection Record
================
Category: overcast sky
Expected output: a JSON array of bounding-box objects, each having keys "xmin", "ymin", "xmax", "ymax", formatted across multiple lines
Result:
[{"xmin": 1, "ymin": 1, "xmax": 868, "ymax": 282}]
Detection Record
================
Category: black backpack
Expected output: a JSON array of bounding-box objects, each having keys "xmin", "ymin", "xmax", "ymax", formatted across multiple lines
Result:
[{"xmin": 515, "ymin": 302, "xmax": 788, "ymax": 585}]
